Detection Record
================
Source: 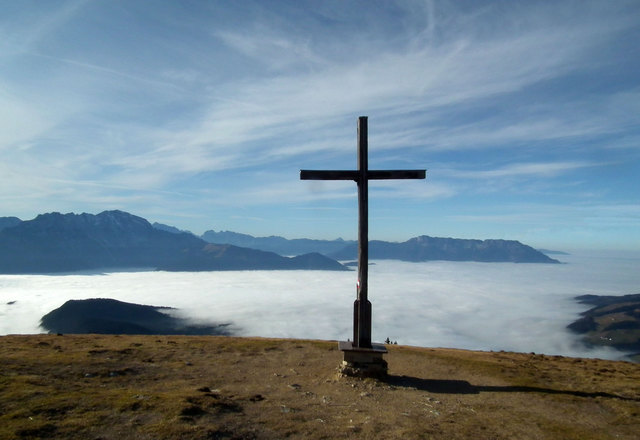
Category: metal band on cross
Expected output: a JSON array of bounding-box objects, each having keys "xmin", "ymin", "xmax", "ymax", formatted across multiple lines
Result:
[{"xmin": 301, "ymin": 116, "xmax": 426, "ymax": 349}]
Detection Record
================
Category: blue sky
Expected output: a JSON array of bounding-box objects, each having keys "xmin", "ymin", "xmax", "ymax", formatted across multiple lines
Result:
[{"xmin": 1, "ymin": 0, "xmax": 639, "ymax": 251}]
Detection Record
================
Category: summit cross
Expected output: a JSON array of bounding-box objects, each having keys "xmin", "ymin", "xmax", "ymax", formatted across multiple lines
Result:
[{"xmin": 300, "ymin": 116, "xmax": 426, "ymax": 353}]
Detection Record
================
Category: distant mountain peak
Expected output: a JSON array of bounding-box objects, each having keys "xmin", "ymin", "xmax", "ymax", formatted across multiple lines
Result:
[
  {"xmin": 92, "ymin": 210, "xmax": 153, "ymax": 228},
  {"xmin": 203, "ymin": 230, "xmax": 561, "ymax": 264},
  {"xmin": 201, "ymin": 230, "xmax": 357, "ymax": 256},
  {"xmin": 0, "ymin": 210, "xmax": 347, "ymax": 273},
  {"xmin": 152, "ymin": 222, "xmax": 194, "ymax": 235}
]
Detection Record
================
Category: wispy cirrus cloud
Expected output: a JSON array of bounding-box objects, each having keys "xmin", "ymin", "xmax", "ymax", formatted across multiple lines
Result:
[
  {"xmin": 0, "ymin": 1, "xmax": 638, "ymax": 247},
  {"xmin": 144, "ymin": 2, "xmax": 635, "ymax": 174},
  {"xmin": 0, "ymin": 0, "xmax": 88, "ymax": 55},
  {"xmin": 443, "ymin": 161, "xmax": 597, "ymax": 180}
]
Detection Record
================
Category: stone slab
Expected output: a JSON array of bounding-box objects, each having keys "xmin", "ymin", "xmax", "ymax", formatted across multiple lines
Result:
[
  {"xmin": 338, "ymin": 340, "xmax": 388, "ymax": 353},
  {"xmin": 338, "ymin": 340, "xmax": 388, "ymax": 378}
]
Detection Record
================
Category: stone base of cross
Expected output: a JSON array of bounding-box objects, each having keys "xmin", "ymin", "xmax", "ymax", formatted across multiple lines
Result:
[
  {"xmin": 301, "ymin": 116, "xmax": 425, "ymax": 378},
  {"xmin": 338, "ymin": 341, "xmax": 388, "ymax": 378}
]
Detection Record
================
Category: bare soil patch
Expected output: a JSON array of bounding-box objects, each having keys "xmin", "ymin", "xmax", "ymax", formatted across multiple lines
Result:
[{"xmin": 1, "ymin": 335, "xmax": 638, "ymax": 439}]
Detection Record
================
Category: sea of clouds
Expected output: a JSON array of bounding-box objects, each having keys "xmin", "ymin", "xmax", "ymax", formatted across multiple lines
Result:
[{"xmin": 1, "ymin": 251, "xmax": 639, "ymax": 360}]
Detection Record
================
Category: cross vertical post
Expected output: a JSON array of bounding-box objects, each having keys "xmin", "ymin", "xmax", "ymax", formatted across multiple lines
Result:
[
  {"xmin": 355, "ymin": 116, "xmax": 372, "ymax": 348},
  {"xmin": 300, "ymin": 116, "xmax": 426, "ymax": 376}
]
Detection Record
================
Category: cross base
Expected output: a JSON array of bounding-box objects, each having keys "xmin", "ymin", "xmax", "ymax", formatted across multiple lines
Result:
[{"xmin": 338, "ymin": 341, "xmax": 388, "ymax": 378}]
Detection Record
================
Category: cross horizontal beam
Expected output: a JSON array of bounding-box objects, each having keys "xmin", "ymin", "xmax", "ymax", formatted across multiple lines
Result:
[
  {"xmin": 300, "ymin": 169, "xmax": 426, "ymax": 181},
  {"xmin": 299, "ymin": 116, "xmax": 426, "ymax": 352}
]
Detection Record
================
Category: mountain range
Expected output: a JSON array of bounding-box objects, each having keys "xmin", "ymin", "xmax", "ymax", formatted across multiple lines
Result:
[
  {"xmin": 0, "ymin": 211, "xmax": 346, "ymax": 273},
  {"xmin": 328, "ymin": 236, "xmax": 559, "ymax": 263},
  {"xmin": 200, "ymin": 230, "xmax": 560, "ymax": 264},
  {"xmin": 0, "ymin": 210, "xmax": 559, "ymax": 274},
  {"xmin": 200, "ymin": 229, "xmax": 353, "ymax": 256}
]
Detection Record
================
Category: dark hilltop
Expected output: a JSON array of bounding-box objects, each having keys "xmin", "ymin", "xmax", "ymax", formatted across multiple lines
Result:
[{"xmin": 40, "ymin": 298, "xmax": 231, "ymax": 336}]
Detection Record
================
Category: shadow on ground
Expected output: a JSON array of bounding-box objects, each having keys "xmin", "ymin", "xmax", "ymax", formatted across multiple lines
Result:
[{"xmin": 384, "ymin": 375, "xmax": 639, "ymax": 401}]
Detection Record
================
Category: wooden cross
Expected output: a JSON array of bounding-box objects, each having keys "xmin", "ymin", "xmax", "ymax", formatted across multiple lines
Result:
[{"xmin": 301, "ymin": 116, "xmax": 425, "ymax": 349}]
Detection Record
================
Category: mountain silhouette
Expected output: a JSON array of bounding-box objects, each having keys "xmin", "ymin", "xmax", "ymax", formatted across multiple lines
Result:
[
  {"xmin": 0, "ymin": 210, "xmax": 347, "ymax": 273},
  {"xmin": 329, "ymin": 236, "xmax": 560, "ymax": 263},
  {"xmin": 201, "ymin": 230, "xmax": 354, "ymax": 256},
  {"xmin": 202, "ymin": 230, "xmax": 559, "ymax": 264}
]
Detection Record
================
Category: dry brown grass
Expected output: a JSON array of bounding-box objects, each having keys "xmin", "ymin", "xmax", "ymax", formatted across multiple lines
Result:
[{"xmin": 1, "ymin": 334, "xmax": 639, "ymax": 439}]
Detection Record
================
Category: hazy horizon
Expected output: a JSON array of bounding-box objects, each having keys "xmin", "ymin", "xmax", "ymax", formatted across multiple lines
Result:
[
  {"xmin": 5, "ymin": 208, "xmax": 639, "ymax": 255},
  {"xmin": 1, "ymin": 250, "xmax": 638, "ymax": 361}
]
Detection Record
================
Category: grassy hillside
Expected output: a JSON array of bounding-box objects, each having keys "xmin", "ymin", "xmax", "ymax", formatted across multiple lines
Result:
[{"xmin": 1, "ymin": 335, "xmax": 638, "ymax": 439}]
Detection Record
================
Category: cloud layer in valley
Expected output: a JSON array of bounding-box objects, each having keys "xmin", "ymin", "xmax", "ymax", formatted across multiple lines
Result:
[{"xmin": 2, "ymin": 252, "xmax": 638, "ymax": 361}]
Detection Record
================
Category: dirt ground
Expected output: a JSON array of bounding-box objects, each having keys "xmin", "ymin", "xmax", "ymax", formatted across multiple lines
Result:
[{"xmin": 1, "ymin": 334, "xmax": 639, "ymax": 439}]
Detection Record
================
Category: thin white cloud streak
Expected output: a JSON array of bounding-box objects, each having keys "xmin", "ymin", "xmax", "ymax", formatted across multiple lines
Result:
[
  {"xmin": 419, "ymin": 95, "xmax": 640, "ymax": 153},
  {"xmin": 367, "ymin": 180, "xmax": 454, "ymax": 201},
  {"xmin": 1, "ymin": 253, "xmax": 638, "ymax": 361},
  {"xmin": 0, "ymin": 88, "xmax": 56, "ymax": 149},
  {"xmin": 448, "ymin": 202, "xmax": 640, "ymax": 225},
  {"xmin": 141, "ymin": 3, "xmax": 628, "ymax": 168},
  {"xmin": 443, "ymin": 161, "xmax": 596, "ymax": 180},
  {"xmin": 215, "ymin": 28, "xmax": 325, "ymax": 73},
  {"xmin": 30, "ymin": 52, "xmax": 189, "ymax": 97},
  {"xmin": 197, "ymin": 175, "xmax": 452, "ymax": 208},
  {"xmin": 3, "ymin": 2, "xmax": 634, "ymax": 175},
  {"xmin": 0, "ymin": 0, "xmax": 88, "ymax": 55},
  {"xmin": 231, "ymin": 180, "xmax": 356, "ymax": 206}
]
